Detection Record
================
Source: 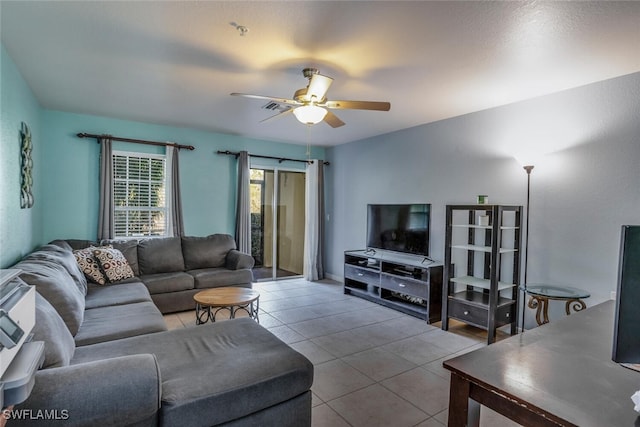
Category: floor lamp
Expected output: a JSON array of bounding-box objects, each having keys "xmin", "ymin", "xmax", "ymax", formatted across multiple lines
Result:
[{"xmin": 522, "ymin": 165, "xmax": 534, "ymax": 333}]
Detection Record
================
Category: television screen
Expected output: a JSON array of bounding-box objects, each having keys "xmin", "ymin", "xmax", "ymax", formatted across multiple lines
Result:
[{"xmin": 367, "ymin": 204, "xmax": 430, "ymax": 256}]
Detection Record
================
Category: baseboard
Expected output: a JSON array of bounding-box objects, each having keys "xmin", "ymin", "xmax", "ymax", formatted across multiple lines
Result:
[{"xmin": 325, "ymin": 272, "xmax": 343, "ymax": 283}]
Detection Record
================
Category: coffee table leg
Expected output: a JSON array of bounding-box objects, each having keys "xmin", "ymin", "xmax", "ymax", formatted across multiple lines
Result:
[
  {"xmin": 223, "ymin": 301, "xmax": 260, "ymax": 323},
  {"xmin": 196, "ymin": 303, "xmax": 212, "ymax": 325},
  {"xmin": 211, "ymin": 306, "xmax": 232, "ymax": 322}
]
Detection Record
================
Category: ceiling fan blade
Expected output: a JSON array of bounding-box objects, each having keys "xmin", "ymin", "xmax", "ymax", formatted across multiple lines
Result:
[
  {"xmin": 230, "ymin": 93, "xmax": 300, "ymax": 106},
  {"xmin": 323, "ymin": 100, "xmax": 391, "ymax": 111},
  {"xmin": 306, "ymin": 74, "xmax": 333, "ymax": 101},
  {"xmin": 323, "ymin": 110, "xmax": 345, "ymax": 128},
  {"xmin": 260, "ymin": 109, "xmax": 293, "ymax": 124}
]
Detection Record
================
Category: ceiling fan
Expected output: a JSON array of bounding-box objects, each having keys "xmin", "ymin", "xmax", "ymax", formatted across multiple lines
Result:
[{"xmin": 231, "ymin": 68, "xmax": 390, "ymax": 128}]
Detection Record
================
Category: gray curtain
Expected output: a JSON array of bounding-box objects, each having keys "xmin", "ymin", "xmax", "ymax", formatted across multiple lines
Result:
[
  {"xmin": 235, "ymin": 151, "xmax": 251, "ymax": 253},
  {"xmin": 167, "ymin": 146, "xmax": 185, "ymax": 237},
  {"xmin": 303, "ymin": 160, "xmax": 324, "ymax": 280},
  {"xmin": 97, "ymin": 137, "xmax": 113, "ymax": 240}
]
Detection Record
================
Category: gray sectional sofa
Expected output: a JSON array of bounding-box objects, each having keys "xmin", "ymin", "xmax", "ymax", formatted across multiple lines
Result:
[
  {"xmin": 9, "ymin": 238, "xmax": 314, "ymax": 426},
  {"xmin": 66, "ymin": 233, "xmax": 255, "ymax": 313}
]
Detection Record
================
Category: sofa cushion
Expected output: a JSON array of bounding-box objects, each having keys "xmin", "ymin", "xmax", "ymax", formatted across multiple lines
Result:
[
  {"xmin": 139, "ymin": 272, "xmax": 194, "ymax": 295},
  {"xmin": 100, "ymin": 239, "xmax": 140, "ymax": 276},
  {"xmin": 93, "ymin": 246, "xmax": 135, "ymax": 283},
  {"xmin": 41, "ymin": 241, "xmax": 88, "ymax": 295},
  {"xmin": 21, "ymin": 355, "xmax": 161, "ymax": 427},
  {"xmin": 15, "ymin": 254, "xmax": 85, "ymax": 336},
  {"xmin": 32, "ymin": 292, "xmax": 75, "ymax": 369},
  {"xmin": 85, "ymin": 282, "xmax": 152, "ymax": 309},
  {"xmin": 181, "ymin": 234, "xmax": 237, "ymax": 270},
  {"xmin": 189, "ymin": 268, "xmax": 254, "ymax": 289},
  {"xmin": 71, "ymin": 318, "xmax": 314, "ymax": 426},
  {"xmin": 74, "ymin": 301, "xmax": 167, "ymax": 346},
  {"xmin": 138, "ymin": 237, "xmax": 185, "ymax": 275},
  {"xmin": 63, "ymin": 239, "xmax": 98, "ymax": 250},
  {"xmin": 74, "ymin": 246, "xmax": 108, "ymax": 285}
]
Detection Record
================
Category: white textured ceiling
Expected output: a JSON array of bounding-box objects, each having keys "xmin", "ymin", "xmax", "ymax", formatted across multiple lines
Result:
[{"xmin": 2, "ymin": 1, "xmax": 639, "ymax": 147}]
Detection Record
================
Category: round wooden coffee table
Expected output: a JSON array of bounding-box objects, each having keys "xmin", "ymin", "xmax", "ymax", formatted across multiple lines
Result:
[{"xmin": 194, "ymin": 287, "xmax": 260, "ymax": 324}]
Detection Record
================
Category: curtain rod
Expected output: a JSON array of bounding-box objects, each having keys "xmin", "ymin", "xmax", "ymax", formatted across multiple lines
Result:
[
  {"xmin": 77, "ymin": 133, "xmax": 195, "ymax": 151},
  {"xmin": 217, "ymin": 150, "xmax": 330, "ymax": 165}
]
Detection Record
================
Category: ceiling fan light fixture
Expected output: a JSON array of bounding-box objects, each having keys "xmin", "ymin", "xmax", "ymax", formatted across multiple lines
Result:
[{"xmin": 293, "ymin": 104, "xmax": 327, "ymax": 125}]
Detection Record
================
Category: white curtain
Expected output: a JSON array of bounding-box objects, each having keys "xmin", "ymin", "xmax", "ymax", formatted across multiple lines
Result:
[
  {"xmin": 304, "ymin": 160, "xmax": 324, "ymax": 281},
  {"xmin": 165, "ymin": 146, "xmax": 184, "ymax": 237},
  {"xmin": 235, "ymin": 151, "xmax": 251, "ymax": 253}
]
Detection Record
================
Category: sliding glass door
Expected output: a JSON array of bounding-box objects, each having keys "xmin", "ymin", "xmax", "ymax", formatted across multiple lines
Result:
[{"xmin": 250, "ymin": 168, "xmax": 305, "ymax": 281}]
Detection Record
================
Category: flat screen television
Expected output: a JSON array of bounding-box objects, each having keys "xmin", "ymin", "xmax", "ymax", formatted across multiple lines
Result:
[{"xmin": 366, "ymin": 204, "xmax": 430, "ymax": 256}]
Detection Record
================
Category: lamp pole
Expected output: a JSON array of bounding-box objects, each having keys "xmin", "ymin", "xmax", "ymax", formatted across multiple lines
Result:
[{"xmin": 522, "ymin": 165, "xmax": 534, "ymax": 333}]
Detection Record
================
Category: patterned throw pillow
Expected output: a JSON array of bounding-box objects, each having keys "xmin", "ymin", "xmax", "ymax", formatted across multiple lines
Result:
[
  {"xmin": 73, "ymin": 246, "xmax": 108, "ymax": 285},
  {"xmin": 93, "ymin": 246, "xmax": 135, "ymax": 283}
]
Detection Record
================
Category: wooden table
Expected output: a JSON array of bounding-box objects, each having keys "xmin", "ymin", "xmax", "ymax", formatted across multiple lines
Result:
[
  {"xmin": 444, "ymin": 301, "xmax": 640, "ymax": 426},
  {"xmin": 194, "ymin": 287, "xmax": 260, "ymax": 324}
]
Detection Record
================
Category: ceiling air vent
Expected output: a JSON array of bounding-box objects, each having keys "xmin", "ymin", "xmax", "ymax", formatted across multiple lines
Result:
[{"xmin": 262, "ymin": 102, "xmax": 291, "ymax": 113}]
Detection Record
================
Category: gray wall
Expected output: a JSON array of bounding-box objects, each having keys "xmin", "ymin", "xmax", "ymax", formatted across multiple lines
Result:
[{"xmin": 326, "ymin": 72, "xmax": 640, "ymax": 327}]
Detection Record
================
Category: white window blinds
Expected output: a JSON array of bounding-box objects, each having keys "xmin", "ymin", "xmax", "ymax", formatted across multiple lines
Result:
[{"xmin": 112, "ymin": 151, "xmax": 168, "ymax": 238}]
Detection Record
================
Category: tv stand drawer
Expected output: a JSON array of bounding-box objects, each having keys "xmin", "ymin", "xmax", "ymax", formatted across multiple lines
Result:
[
  {"xmin": 380, "ymin": 273, "xmax": 428, "ymax": 299},
  {"xmin": 345, "ymin": 265, "xmax": 380, "ymax": 286}
]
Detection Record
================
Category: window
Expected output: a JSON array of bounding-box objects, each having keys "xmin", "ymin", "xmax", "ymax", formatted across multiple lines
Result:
[{"xmin": 113, "ymin": 151, "xmax": 167, "ymax": 238}]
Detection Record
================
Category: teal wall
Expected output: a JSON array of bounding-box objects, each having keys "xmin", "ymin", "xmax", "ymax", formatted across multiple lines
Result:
[
  {"xmin": 1, "ymin": 45, "xmax": 325, "ymax": 267},
  {"xmin": 0, "ymin": 46, "xmax": 43, "ymax": 267},
  {"xmin": 40, "ymin": 112, "xmax": 324, "ymax": 244}
]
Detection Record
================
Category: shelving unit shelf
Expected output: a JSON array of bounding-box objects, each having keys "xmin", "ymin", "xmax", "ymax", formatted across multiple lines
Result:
[
  {"xmin": 442, "ymin": 204, "xmax": 522, "ymax": 344},
  {"xmin": 344, "ymin": 250, "xmax": 443, "ymax": 323}
]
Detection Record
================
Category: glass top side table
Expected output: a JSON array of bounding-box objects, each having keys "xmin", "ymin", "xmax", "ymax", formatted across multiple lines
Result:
[{"xmin": 521, "ymin": 284, "xmax": 591, "ymax": 326}]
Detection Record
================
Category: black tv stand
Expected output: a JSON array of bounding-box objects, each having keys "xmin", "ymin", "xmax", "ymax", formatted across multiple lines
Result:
[{"xmin": 343, "ymin": 250, "xmax": 443, "ymax": 323}]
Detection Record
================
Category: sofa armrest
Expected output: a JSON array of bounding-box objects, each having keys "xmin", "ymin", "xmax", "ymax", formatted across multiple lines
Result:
[
  {"xmin": 11, "ymin": 354, "xmax": 161, "ymax": 426},
  {"xmin": 225, "ymin": 249, "xmax": 255, "ymax": 270}
]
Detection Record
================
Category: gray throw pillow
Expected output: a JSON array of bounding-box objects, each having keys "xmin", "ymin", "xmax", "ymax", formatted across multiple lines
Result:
[{"xmin": 32, "ymin": 292, "xmax": 75, "ymax": 368}]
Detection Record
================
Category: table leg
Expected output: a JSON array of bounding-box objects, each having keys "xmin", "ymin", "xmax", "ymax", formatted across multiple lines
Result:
[
  {"xmin": 226, "ymin": 300, "xmax": 260, "ymax": 323},
  {"xmin": 254, "ymin": 298, "xmax": 259, "ymax": 323},
  {"xmin": 212, "ymin": 306, "xmax": 232, "ymax": 321},
  {"xmin": 448, "ymin": 373, "xmax": 480, "ymax": 427},
  {"xmin": 565, "ymin": 298, "xmax": 586, "ymax": 315},
  {"xmin": 528, "ymin": 296, "xmax": 550, "ymax": 325},
  {"xmin": 196, "ymin": 303, "xmax": 207, "ymax": 325}
]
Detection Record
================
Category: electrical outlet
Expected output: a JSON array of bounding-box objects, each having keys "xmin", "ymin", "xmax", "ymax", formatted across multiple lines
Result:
[{"xmin": 610, "ymin": 291, "xmax": 617, "ymax": 300}]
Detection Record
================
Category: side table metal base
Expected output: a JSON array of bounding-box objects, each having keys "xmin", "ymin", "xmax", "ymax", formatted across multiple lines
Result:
[{"xmin": 528, "ymin": 296, "xmax": 587, "ymax": 326}]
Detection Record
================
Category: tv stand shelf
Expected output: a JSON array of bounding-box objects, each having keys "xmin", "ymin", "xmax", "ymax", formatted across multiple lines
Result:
[{"xmin": 343, "ymin": 250, "xmax": 443, "ymax": 323}]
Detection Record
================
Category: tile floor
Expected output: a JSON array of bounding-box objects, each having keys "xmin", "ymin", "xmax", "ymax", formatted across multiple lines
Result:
[{"xmin": 164, "ymin": 278, "xmax": 521, "ymax": 427}]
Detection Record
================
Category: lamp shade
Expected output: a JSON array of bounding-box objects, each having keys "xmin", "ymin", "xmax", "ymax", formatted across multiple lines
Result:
[{"xmin": 293, "ymin": 104, "xmax": 327, "ymax": 125}]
